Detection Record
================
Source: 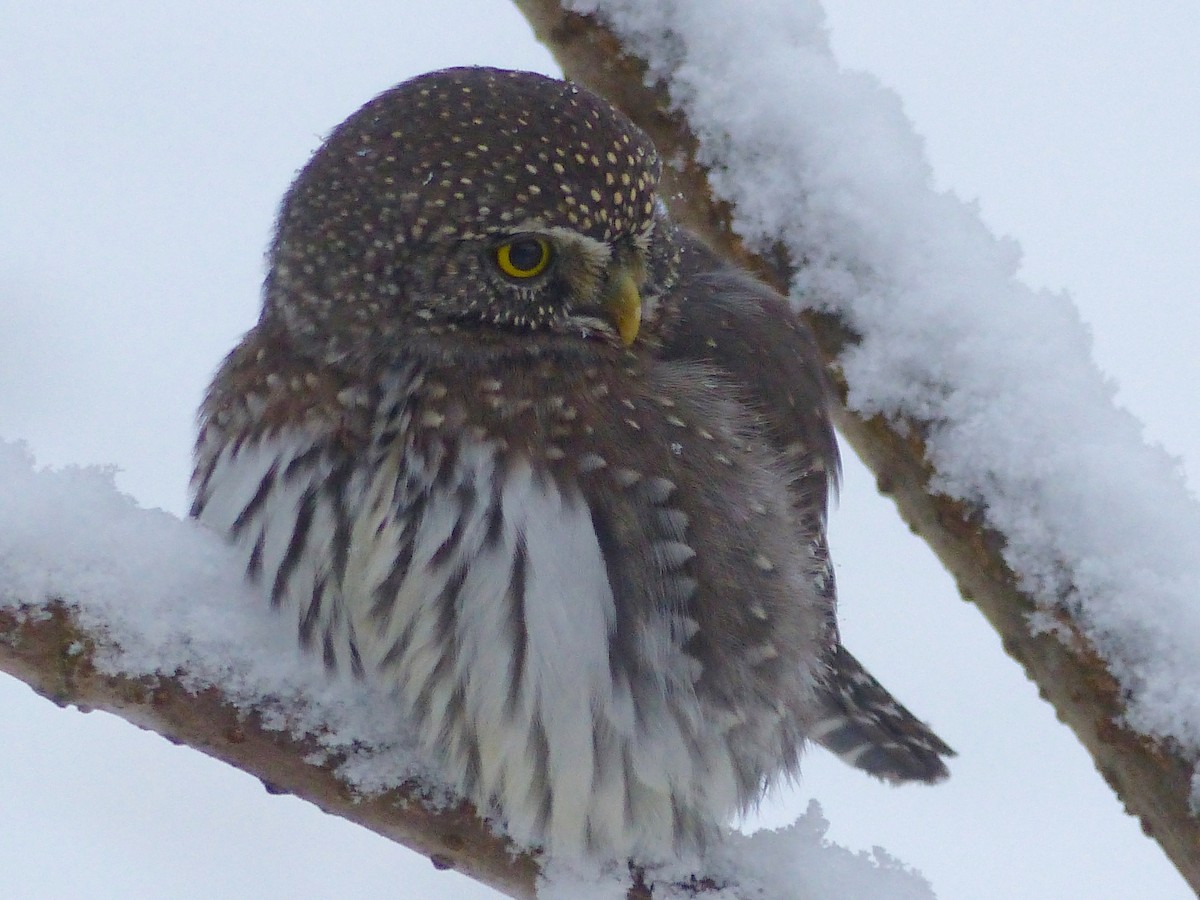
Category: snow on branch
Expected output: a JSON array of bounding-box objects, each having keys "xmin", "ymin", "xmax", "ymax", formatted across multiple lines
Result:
[{"xmin": 509, "ymin": 0, "xmax": 1200, "ymax": 892}]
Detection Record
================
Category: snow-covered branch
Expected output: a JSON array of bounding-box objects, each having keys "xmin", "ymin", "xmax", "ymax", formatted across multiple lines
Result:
[
  {"xmin": 509, "ymin": 0, "xmax": 1200, "ymax": 893},
  {"xmin": 0, "ymin": 605, "xmax": 539, "ymax": 893}
]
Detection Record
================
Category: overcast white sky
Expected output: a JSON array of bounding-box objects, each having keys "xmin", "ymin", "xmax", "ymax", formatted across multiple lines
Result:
[{"xmin": 1, "ymin": 2, "xmax": 1197, "ymax": 898}]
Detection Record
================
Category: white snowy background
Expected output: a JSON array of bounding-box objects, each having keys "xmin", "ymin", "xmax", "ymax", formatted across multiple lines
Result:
[{"xmin": 2, "ymin": 2, "xmax": 1197, "ymax": 899}]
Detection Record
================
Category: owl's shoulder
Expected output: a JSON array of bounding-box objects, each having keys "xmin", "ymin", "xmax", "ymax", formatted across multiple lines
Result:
[
  {"xmin": 655, "ymin": 231, "xmax": 841, "ymax": 489},
  {"xmin": 197, "ymin": 323, "xmax": 374, "ymax": 452},
  {"xmin": 656, "ymin": 233, "xmax": 814, "ymax": 357}
]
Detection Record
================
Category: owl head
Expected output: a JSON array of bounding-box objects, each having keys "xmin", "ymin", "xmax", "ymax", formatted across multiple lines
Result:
[{"xmin": 264, "ymin": 67, "xmax": 681, "ymax": 369}]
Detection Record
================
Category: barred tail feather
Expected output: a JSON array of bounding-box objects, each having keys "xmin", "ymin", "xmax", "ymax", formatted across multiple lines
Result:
[{"xmin": 812, "ymin": 645, "xmax": 954, "ymax": 784}]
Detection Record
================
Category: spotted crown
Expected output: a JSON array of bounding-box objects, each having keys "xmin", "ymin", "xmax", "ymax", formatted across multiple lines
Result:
[{"xmin": 266, "ymin": 67, "xmax": 670, "ymax": 365}]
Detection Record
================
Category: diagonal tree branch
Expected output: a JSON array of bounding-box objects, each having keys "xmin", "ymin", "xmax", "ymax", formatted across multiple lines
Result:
[
  {"xmin": 0, "ymin": 602, "xmax": 541, "ymax": 900},
  {"xmin": 7, "ymin": 595, "xmax": 777, "ymax": 897},
  {"xmin": 506, "ymin": 1, "xmax": 1200, "ymax": 893},
  {"xmin": 2, "ymin": 600, "xmax": 741, "ymax": 899}
]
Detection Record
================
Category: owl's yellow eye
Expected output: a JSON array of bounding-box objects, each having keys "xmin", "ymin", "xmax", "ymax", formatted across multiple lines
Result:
[{"xmin": 495, "ymin": 237, "xmax": 552, "ymax": 279}]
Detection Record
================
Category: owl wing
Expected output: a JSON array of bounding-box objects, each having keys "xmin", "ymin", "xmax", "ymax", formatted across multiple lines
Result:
[
  {"xmin": 659, "ymin": 234, "xmax": 840, "ymax": 522},
  {"xmin": 657, "ymin": 232, "xmax": 953, "ymax": 782}
]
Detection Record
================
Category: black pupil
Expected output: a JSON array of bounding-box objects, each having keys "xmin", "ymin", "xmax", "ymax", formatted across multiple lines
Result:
[{"xmin": 508, "ymin": 239, "xmax": 544, "ymax": 271}]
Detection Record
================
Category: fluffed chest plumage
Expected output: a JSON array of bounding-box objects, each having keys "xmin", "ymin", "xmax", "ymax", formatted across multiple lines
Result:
[{"xmin": 193, "ymin": 348, "xmax": 828, "ymax": 859}]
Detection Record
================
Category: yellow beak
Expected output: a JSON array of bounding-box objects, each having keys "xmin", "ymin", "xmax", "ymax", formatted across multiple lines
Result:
[{"xmin": 604, "ymin": 268, "xmax": 642, "ymax": 347}]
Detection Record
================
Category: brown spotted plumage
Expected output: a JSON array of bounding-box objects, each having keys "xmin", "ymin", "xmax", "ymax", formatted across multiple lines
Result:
[{"xmin": 192, "ymin": 66, "xmax": 951, "ymax": 862}]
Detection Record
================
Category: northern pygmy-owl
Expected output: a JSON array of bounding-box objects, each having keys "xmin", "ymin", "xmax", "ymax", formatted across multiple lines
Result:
[{"xmin": 192, "ymin": 67, "xmax": 951, "ymax": 861}]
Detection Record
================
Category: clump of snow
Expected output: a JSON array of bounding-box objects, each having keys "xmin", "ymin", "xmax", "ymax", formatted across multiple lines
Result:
[
  {"xmin": 539, "ymin": 802, "xmax": 934, "ymax": 900},
  {"xmin": 0, "ymin": 440, "xmax": 937, "ymax": 897},
  {"xmin": 574, "ymin": 0, "xmax": 1200, "ymax": 788},
  {"xmin": 707, "ymin": 802, "xmax": 935, "ymax": 900}
]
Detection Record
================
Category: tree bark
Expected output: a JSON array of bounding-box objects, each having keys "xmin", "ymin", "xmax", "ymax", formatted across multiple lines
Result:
[
  {"xmin": 508, "ymin": 0, "xmax": 1200, "ymax": 894},
  {"xmin": 0, "ymin": 603, "xmax": 541, "ymax": 900}
]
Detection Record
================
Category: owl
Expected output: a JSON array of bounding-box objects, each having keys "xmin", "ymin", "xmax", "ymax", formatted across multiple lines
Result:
[{"xmin": 191, "ymin": 66, "xmax": 951, "ymax": 861}]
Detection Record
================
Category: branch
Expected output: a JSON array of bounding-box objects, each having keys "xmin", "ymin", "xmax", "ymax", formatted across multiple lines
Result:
[
  {"xmin": 0, "ymin": 602, "xmax": 540, "ymax": 900},
  {"xmin": 4, "ymin": 599, "xmax": 774, "ymax": 899},
  {"xmin": 509, "ymin": 0, "xmax": 1200, "ymax": 893}
]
